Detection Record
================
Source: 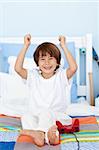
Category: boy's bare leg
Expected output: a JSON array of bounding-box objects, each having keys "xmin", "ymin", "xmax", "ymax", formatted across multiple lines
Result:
[
  {"xmin": 20, "ymin": 130, "xmax": 45, "ymax": 147},
  {"xmin": 47, "ymin": 125, "xmax": 60, "ymax": 145}
]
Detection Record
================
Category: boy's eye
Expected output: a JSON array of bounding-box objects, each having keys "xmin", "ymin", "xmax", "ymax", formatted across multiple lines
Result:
[
  {"xmin": 39, "ymin": 57, "xmax": 54, "ymax": 61},
  {"xmin": 49, "ymin": 57, "xmax": 53, "ymax": 60},
  {"xmin": 40, "ymin": 58, "xmax": 45, "ymax": 60}
]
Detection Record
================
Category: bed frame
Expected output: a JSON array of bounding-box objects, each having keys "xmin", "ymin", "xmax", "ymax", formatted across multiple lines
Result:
[{"xmin": 0, "ymin": 34, "xmax": 93, "ymax": 105}]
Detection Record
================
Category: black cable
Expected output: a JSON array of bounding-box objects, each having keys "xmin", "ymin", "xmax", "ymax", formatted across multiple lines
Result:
[{"xmin": 72, "ymin": 132, "xmax": 80, "ymax": 150}]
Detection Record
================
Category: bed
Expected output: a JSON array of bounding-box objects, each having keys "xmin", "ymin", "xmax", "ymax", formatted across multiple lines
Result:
[{"xmin": 0, "ymin": 34, "xmax": 99, "ymax": 150}]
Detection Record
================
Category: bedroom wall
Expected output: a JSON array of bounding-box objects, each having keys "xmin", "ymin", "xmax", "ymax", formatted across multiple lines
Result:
[
  {"xmin": 98, "ymin": 3, "xmax": 99, "ymax": 56},
  {"xmin": 0, "ymin": 1, "xmax": 98, "ymax": 52},
  {"xmin": 0, "ymin": 0, "xmax": 99, "ymax": 97}
]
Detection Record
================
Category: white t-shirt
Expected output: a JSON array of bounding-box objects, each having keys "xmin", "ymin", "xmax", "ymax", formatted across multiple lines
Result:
[{"xmin": 26, "ymin": 68, "xmax": 72, "ymax": 115}]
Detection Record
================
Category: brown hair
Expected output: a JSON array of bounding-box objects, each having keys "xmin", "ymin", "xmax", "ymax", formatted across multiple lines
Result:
[{"xmin": 33, "ymin": 42, "xmax": 61, "ymax": 69}]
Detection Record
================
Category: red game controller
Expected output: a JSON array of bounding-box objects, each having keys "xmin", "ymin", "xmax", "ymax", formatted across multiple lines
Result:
[{"xmin": 56, "ymin": 119, "xmax": 79, "ymax": 134}]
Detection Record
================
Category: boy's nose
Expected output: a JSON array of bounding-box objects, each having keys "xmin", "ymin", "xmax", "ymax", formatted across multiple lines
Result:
[{"xmin": 45, "ymin": 59, "xmax": 49, "ymax": 64}]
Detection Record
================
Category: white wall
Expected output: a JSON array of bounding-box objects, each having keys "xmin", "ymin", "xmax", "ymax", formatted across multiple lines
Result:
[
  {"xmin": 0, "ymin": 1, "xmax": 98, "ymax": 54},
  {"xmin": 0, "ymin": 3, "xmax": 3, "ymax": 37},
  {"xmin": 97, "ymin": 2, "xmax": 99, "ymax": 56}
]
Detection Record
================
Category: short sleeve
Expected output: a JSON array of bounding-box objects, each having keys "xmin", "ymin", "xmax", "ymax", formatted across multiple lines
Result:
[
  {"xmin": 59, "ymin": 68, "xmax": 73, "ymax": 88},
  {"xmin": 26, "ymin": 70, "xmax": 30, "ymax": 86},
  {"xmin": 26, "ymin": 69, "xmax": 37, "ymax": 87},
  {"xmin": 56, "ymin": 68, "xmax": 72, "ymax": 106}
]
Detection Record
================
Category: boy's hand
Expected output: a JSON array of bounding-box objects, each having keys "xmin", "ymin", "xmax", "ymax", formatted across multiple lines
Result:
[
  {"xmin": 59, "ymin": 35, "xmax": 66, "ymax": 49},
  {"xmin": 24, "ymin": 34, "xmax": 31, "ymax": 48}
]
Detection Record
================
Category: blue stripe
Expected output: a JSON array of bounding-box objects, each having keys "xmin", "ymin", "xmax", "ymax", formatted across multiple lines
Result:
[{"xmin": 0, "ymin": 142, "xmax": 15, "ymax": 150}]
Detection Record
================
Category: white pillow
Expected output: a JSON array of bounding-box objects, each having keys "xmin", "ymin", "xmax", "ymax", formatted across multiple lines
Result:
[
  {"xmin": 8, "ymin": 56, "xmax": 64, "ymax": 75},
  {"xmin": 0, "ymin": 103, "xmax": 27, "ymax": 117},
  {"xmin": 0, "ymin": 72, "xmax": 28, "ymax": 116},
  {"xmin": 66, "ymin": 103, "xmax": 94, "ymax": 116},
  {"xmin": 8, "ymin": 56, "xmax": 38, "ymax": 76}
]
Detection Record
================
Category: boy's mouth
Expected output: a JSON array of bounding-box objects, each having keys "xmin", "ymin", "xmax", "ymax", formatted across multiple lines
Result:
[{"xmin": 43, "ymin": 66, "xmax": 52, "ymax": 70}]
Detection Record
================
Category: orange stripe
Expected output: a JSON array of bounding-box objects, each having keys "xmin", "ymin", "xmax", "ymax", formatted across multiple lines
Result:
[
  {"xmin": 0, "ymin": 114, "xmax": 20, "ymax": 119},
  {"xmin": 73, "ymin": 116, "xmax": 97, "ymax": 125}
]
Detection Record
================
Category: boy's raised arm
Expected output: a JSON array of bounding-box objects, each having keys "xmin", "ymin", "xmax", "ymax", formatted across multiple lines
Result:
[
  {"xmin": 59, "ymin": 35, "xmax": 77, "ymax": 80},
  {"xmin": 14, "ymin": 34, "xmax": 31, "ymax": 79}
]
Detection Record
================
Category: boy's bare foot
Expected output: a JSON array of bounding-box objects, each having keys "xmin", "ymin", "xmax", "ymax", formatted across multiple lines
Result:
[
  {"xmin": 20, "ymin": 130, "xmax": 45, "ymax": 147},
  {"xmin": 47, "ymin": 125, "xmax": 60, "ymax": 145}
]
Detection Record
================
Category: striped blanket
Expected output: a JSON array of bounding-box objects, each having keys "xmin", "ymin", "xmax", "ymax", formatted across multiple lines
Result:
[
  {"xmin": 0, "ymin": 115, "xmax": 99, "ymax": 150},
  {"xmin": 60, "ymin": 116, "xmax": 99, "ymax": 150}
]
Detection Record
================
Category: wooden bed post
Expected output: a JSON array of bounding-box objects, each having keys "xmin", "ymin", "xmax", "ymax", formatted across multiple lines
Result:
[
  {"xmin": 86, "ymin": 34, "xmax": 93, "ymax": 105},
  {"xmin": 89, "ymin": 72, "xmax": 94, "ymax": 106}
]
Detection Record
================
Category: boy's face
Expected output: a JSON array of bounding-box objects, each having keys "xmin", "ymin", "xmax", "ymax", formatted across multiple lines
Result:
[{"xmin": 38, "ymin": 52, "xmax": 58, "ymax": 78}]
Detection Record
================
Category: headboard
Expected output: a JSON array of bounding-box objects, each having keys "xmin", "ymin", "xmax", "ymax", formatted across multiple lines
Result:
[{"xmin": 0, "ymin": 34, "xmax": 93, "ymax": 105}]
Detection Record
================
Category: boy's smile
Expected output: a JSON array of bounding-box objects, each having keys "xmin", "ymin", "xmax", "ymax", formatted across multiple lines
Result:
[{"xmin": 38, "ymin": 52, "xmax": 58, "ymax": 79}]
